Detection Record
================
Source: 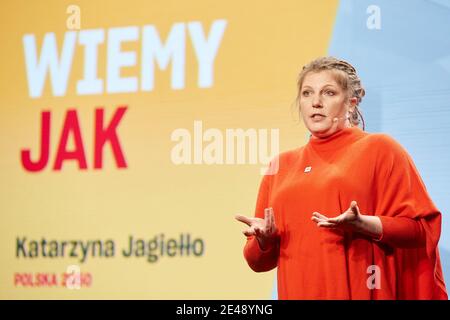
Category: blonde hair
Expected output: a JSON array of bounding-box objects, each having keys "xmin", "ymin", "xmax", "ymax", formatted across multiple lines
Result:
[{"xmin": 296, "ymin": 56, "xmax": 366, "ymax": 129}]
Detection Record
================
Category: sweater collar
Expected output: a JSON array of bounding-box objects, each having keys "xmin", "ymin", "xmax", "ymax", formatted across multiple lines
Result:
[{"xmin": 307, "ymin": 126, "xmax": 365, "ymax": 152}]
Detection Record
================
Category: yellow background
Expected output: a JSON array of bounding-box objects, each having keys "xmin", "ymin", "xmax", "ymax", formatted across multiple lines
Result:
[{"xmin": 0, "ymin": 0, "xmax": 338, "ymax": 299}]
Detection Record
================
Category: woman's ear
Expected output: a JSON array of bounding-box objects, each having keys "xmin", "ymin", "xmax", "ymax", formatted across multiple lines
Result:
[{"xmin": 348, "ymin": 97, "xmax": 358, "ymax": 113}]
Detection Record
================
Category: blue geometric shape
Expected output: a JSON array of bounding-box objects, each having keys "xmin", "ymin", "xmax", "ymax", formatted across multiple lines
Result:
[{"xmin": 329, "ymin": 0, "xmax": 450, "ymax": 288}]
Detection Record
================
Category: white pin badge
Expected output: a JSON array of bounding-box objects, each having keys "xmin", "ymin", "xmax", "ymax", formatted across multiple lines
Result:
[{"xmin": 304, "ymin": 166, "xmax": 312, "ymax": 173}]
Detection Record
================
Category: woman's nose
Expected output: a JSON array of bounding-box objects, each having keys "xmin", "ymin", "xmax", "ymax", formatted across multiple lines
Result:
[{"xmin": 312, "ymin": 94, "xmax": 323, "ymax": 108}]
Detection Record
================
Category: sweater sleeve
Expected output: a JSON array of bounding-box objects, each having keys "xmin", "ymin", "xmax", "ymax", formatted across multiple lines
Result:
[
  {"xmin": 243, "ymin": 170, "xmax": 279, "ymax": 272},
  {"xmin": 374, "ymin": 135, "xmax": 441, "ymax": 252}
]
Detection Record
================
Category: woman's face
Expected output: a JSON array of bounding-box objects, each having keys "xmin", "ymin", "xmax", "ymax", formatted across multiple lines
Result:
[{"xmin": 299, "ymin": 70, "xmax": 356, "ymax": 139}]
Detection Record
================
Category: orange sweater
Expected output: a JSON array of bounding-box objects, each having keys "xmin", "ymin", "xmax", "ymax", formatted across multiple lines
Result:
[{"xmin": 244, "ymin": 126, "xmax": 447, "ymax": 299}]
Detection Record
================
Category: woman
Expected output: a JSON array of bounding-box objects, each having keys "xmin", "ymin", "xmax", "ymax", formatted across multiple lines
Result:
[{"xmin": 235, "ymin": 57, "xmax": 448, "ymax": 299}]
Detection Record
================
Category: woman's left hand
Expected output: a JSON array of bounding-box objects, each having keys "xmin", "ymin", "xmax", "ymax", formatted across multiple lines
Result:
[{"xmin": 311, "ymin": 200, "xmax": 362, "ymax": 231}]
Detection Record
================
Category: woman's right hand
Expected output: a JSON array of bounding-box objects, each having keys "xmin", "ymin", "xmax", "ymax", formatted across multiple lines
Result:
[{"xmin": 235, "ymin": 208, "xmax": 279, "ymax": 251}]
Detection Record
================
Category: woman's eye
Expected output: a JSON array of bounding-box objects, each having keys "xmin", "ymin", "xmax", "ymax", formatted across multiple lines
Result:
[
  {"xmin": 302, "ymin": 91, "xmax": 311, "ymax": 97},
  {"xmin": 324, "ymin": 91, "xmax": 335, "ymax": 96}
]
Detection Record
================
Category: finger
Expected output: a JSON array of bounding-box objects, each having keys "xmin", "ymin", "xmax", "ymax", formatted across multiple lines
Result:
[
  {"xmin": 327, "ymin": 216, "xmax": 341, "ymax": 224},
  {"xmin": 243, "ymin": 230, "xmax": 256, "ymax": 237},
  {"xmin": 350, "ymin": 201, "xmax": 360, "ymax": 215},
  {"xmin": 270, "ymin": 211, "xmax": 277, "ymax": 234},
  {"xmin": 311, "ymin": 216, "xmax": 326, "ymax": 223},
  {"xmin": 243, "ymin": 227, "xmax": 256, "ymax": 237},
  {"xmin": 312, "ymin": 212, "xmax": 329, "ymax": 220},
  {"xmin": 264, "ymin": 208, "xmax": 270, "ymax": 229},
  {"xmin": 270, "ymin": 209, "xmax": 277, "ymax": 228},
  {"xmin": 235, "ymin": 214, "xmax": 253, "ymax": 227},
  {"xmin": 311, "ymin": 214, "xmax": 327, "ymax": 221},
  {"xmin": 267, "ymin": 208, "xmax": 275, "ymax": 233},
  {"xmin": 317, "ymin": 221, "xmax": 338, "ymax": 228}
]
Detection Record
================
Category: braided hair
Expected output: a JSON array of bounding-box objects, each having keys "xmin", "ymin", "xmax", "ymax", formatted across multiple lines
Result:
[{"xmin": 297, "ymin": 57, "xmax": 366, "ymax": 130}]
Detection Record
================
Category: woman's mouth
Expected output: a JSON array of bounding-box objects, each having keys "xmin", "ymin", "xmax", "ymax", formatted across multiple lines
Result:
[{"xmin": 311, "ymin": 114, "xmax": 326, "ymax": 121}]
